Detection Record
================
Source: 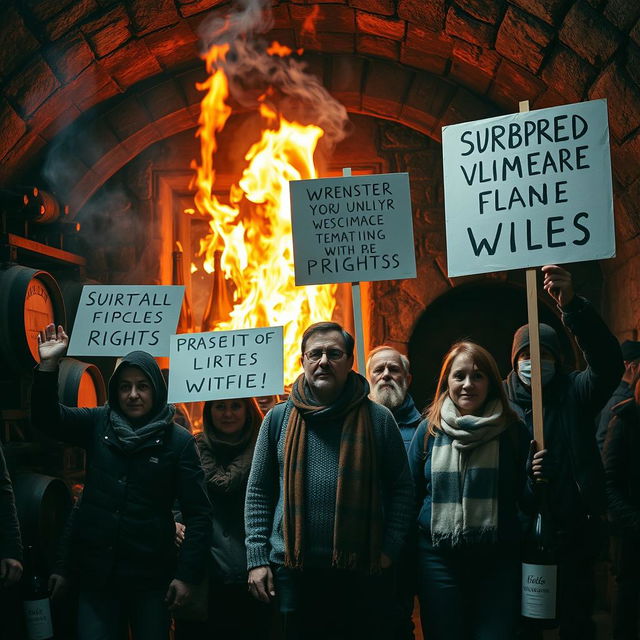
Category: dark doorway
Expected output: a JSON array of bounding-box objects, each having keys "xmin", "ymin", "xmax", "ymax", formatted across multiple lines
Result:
[{"xmin": 407, "ymin": 281, "xmax": 575, "ymax": 412}]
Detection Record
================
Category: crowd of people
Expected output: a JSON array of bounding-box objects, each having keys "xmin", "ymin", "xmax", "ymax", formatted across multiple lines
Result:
[{"xmin": 2, "ymin": 263, "xmax": 639, "ymax": 639}]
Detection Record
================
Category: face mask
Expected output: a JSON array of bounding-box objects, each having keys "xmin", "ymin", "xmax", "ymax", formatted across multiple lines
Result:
[{"xmin": 517, "ymin": 359, "xmax": 555, "ymax": 386}]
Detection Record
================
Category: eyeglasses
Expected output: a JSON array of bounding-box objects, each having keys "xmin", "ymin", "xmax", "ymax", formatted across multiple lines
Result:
[{"xmin": 304, "ymin": 348, "xmax": 346, "ymax": 362}]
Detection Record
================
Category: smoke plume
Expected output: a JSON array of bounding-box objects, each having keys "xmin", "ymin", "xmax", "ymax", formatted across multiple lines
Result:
[{"xmin": 198, "ymin": 0, "xmax": 349, "ymax": 147}]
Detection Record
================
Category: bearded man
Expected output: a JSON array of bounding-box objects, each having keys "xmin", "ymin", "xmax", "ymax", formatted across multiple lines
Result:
[{"xmin": 367, "ymin": 346, "xmax": 422, "ymax": 452}]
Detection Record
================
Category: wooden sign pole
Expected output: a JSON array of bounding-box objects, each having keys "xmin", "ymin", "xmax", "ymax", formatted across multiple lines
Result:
[
  {"xmin": 342, "ymin": 167, "xmax": 367, "ymax": 373},
  {"xmin": 351, "ymin": 281, "xmax": 366, "ymax": 373},
  {"xmin": 520, "ymin": 100, "xmax": 545, "ymax": 448}
]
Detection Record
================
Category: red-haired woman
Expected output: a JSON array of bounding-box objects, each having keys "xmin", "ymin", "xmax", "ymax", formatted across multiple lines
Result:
[{"xmin": 407, "ymin": 341, "xmax": 536, "ymax": 640}]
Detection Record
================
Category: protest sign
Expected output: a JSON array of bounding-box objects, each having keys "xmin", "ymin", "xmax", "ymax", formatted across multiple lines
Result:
[
  {"xmin": 442, "ymin": 99, "xmax": 614, "ymax": 277},
  {"xmin": 67, "ymin": 285, "xmax": 184, "ymax": 357},
  {"xmin": 167, "ymin": 326, "xmax": 284, "ymax": 403},
  {"xmin": 289, "ymin": 172, "xmax": 416, "ymax": 285}
]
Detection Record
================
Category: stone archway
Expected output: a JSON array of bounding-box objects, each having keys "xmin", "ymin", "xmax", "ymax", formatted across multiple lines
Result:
[
  {"xmin": 35, "ymin": 54, "xmax": 498, "ymax": 214},
  {"xmin": 1, "ymin": 0, "xmax": 640, "ymax": 338},
  {"xmin": 2, "ymin": 0, "xmax": 640, "ymax": 221}
]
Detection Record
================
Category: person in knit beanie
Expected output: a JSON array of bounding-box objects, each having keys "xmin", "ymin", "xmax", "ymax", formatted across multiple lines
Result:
[
  {"xmin": 245, "ymin": 321, "xmax": 413, "ymax": 640},
  {"xmin": 505, "ymin": 264, "xmax": 623, "ymax": 640}
]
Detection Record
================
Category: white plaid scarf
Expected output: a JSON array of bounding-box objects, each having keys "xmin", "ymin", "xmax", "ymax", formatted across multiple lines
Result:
[{"xmin": 430, "ymin": 396, "xmax": 507, "ymax": 548}]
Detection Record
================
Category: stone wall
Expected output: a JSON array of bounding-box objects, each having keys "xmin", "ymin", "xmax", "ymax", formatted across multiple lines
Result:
[{"xmin": 2, "ymin": 0, "xmax": 640, "ymax": 340}]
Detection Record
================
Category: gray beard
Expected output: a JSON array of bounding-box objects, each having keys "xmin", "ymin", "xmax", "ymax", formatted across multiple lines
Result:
[{"xmin": 371, "ymin": 381, "xmax": 406, "ymax": 410}]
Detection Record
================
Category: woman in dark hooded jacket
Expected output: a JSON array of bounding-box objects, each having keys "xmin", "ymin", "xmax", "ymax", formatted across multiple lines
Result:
[
  {"xmin": 175, "ymin": 396, "xmax": 272, "ymax": 639},
  {"xmin": 31, "ymin": 323, "xmax": 212, "ymax": 640}
]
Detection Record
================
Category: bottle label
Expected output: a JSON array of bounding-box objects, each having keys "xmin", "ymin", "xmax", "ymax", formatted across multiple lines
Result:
[
  {"xmin": 23, "ymin": 598, "xmax": 53, "ymax": 639},
  {"xmin": 521, "ymin": 562, "xmax": 557, "ymax": 619}
]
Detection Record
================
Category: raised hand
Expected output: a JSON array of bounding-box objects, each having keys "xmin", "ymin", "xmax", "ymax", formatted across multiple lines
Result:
[
  {"xmin": 37, "ymin": 323, "xmax": 69, "ymax": 370},
  {"xmin": 541, "ymin": 264, "xmax": 574, "ymax": 308}
]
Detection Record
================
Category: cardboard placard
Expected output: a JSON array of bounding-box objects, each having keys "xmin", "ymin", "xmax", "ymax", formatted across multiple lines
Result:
[
  {"xmin": 67, "ymin": 285, "xmax": 184, "ymax": 357},
  {"xmin": 289, "ymin": 172, "xmax": 416, "ymax": 285},
  {"xmin": 167, "ymin": 326, "xmax": 284, "ymax": 403},
  {"xmin": 442, "ymin": 99, "xmax": 614, "ymax": 277}
]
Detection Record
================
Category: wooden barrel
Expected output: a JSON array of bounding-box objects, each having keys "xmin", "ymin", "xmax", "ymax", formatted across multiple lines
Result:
[
  {"xmin": 58, "ymin": 357, "xmax": 106, "ymax": 408},
  {"xmin": 12, "ymin": 473, "xmax": 72, "ymax": 568},
  {"xmin": 0, "ymin": 186, "xmax": 60, "ymax": 223},
  {"xmin": 0, "ymin": 265, "xmax": 66, "ymax": 371}
]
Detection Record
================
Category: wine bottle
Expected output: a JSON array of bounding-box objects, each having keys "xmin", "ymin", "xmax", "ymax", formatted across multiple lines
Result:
[
  {"xmin": 172, "ymin": 245, "xmax": 193, "ymax": 333},
  {"xmin": 201, "ymin": 250, "xmax": 233, "ymax": 331},
  {"xmin": 521, "ymin": 480, "xmax": 558, "ymax": 628},
  {"xmin": 22, "ymin": 544, "xmax": 54, "ymax": 640}
]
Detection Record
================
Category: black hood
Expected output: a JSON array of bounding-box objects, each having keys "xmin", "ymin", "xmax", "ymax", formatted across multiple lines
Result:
[{"xmin": 108, "ymin": 351, "xmax": 168, "ymax": 421}]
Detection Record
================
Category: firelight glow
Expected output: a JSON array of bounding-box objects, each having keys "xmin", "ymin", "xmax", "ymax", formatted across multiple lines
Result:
[{"xmin": 190, "ymin": 43, "xmax": 338, "ymax": 385}]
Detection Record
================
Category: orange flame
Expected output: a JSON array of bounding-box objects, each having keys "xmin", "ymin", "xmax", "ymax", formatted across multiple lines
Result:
[
  {"xmin": 267, "ymin": 41, "xmax": 292, "ymax": 57},
  {"xmin": 191, "ymin": 44, "xmax": 337, "ymax": 384},
  {"xmin": 266, "ymin": 41, "xmax": 304, "ymax": 57}
]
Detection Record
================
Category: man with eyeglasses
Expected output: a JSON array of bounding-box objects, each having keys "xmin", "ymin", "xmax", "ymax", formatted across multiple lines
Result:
[{"xmin": 245, "ymin": 321, "xmax": 413, "ymax": 640}]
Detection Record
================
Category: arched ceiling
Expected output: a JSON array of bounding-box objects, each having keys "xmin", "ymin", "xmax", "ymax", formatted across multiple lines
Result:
[{"xmin": 1, "ymin": 0, "xmax": 640, "ymax": 236}]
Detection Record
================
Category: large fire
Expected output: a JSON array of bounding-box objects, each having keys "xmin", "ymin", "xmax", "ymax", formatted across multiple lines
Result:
[{"xmin": 190, "ymin": 43, "xmax": 337, "ymax": 385}]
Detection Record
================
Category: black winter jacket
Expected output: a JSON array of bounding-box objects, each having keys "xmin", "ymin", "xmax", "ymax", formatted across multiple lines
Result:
[
  {"xmin": 505, "ymin": 296, "xmax": 623, "ymax": 523},
  {"xmin": 0, "ymin": 443, "xmax": 22, "ymax": 562},
  {"xmin": 603, "ymin": 398, "xmax": 640, "ymax": 537},
  {"xmin": 196, "ymin": 399, "xmax": 259, "ymax": 584},
  {"xmin": 31, "ymin": 352, "xmax": 212, "ymax": 590},
  {"xmin": 596, "ymin": 380, "xmax": 632, "ymax": 452}
]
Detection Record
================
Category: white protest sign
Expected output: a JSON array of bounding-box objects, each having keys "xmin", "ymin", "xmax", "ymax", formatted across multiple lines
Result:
[
  {"xmin": 289, "ymin": 172, "xmax": 416, "ymax": 285},
  {"xmin": 67, "ymin": 285, "xmax": 184, "ymax": 357},
  {"xmin": 167, "ymin": 326, "xmax": 284, "ymax": 403},
  {"xmin": 442, "ymin": 99, "xmax": 614, "ymax": 277}
]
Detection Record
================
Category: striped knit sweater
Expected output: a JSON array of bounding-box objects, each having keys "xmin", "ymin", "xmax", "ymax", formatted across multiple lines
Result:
[{"xmin": 244, "ymin": 398, "xmax": 414, "ymax": 570}]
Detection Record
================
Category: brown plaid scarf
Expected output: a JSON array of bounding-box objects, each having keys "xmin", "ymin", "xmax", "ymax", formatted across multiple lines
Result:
[{"xmin": 283, "ymin": 371, "xmax": 383, "ymax": 574}]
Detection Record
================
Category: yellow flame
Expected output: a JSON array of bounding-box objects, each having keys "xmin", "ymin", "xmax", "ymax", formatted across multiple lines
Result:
[{"xmin": 191, "ymin": 44, "xmax": 337, "ymax": 384}]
